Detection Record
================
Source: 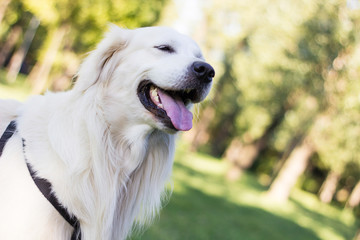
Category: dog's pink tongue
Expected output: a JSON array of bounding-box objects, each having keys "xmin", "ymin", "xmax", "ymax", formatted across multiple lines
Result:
[{"xmin": 158, "ymin": 89, "xmax": 193, "ymax": 131}]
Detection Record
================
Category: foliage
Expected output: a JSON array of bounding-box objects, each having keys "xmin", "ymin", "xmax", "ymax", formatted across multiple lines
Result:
[
  {"xmin": 195, "ymin": 0, "xmax": 360, "ymax": 202},
  {"xmin": 1, "ymin": 0, "xmax": 168, "ymax": 78}
]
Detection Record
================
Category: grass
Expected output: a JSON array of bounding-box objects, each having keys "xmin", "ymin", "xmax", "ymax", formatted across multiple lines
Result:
[
  {"xmin": 132, "ymin": 142, "xmax": 359, "ymax": 240},
  {"xmin": 1, "ymin": 72, "xmax": 358, "ymax": 240},
  {"xmin": 0, "ymin": 70, "xmax": 31, "ymax": 100}
]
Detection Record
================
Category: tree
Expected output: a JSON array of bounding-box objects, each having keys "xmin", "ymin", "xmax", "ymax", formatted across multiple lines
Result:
[
  {"xmin": 0, "ymin": 0, "xmax": 11, "ymax": 25},
  {"xmin": 201, "ymin": 0, "xmax": 318, "ymax": 180},
  {"xmin": 265, "ymin": 114, "xmax": 326, "ymax": 202},
  {"xmin": 0, "ymin": 0, "xmax": 31, "ymax": 67},
  {"xmin": 267, "ymin": 0, "xmax": 360, "ymax": 202},
  {"xmin": 347, "ymin": 181, "xmax": 360, "ymax": 208},
  {"xmin": 318, "ymin": 171, "xmax": 341, "ymax": 203},
  {"xmin": 27, "ymin": 24, "xmax": 69, "ymax": 93},
  {"xmin": 6, "ymin": 15, "xmax": 39, "ymax": 82},
  {"xmin": 0, "ymin": 25, "xmax": 22, "ymax": 67},
  {"xmin": 21, "ymin": 0, "xmax": 168, "ymax": 93},
  {"xmin": 225, "ymin": 105, "xmax": 288, "ymax": 180}
]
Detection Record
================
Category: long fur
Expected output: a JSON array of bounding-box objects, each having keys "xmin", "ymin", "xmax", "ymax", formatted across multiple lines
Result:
[{"xmin": 0, "ymin": 25, "xmax": 211, "ymax": 240}]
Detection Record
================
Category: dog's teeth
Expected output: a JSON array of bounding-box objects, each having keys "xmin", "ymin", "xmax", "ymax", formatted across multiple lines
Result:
[
  {"xmin": 151, "ymin": 88, "xmax": 158, "ymax": 97},
  {"xmin": 154, "ymin": 96, "xmax": 160, "ymax": 103},
  {"xmin": 157, "ymin": 103, "xmax": 163, "ymax": 108}
]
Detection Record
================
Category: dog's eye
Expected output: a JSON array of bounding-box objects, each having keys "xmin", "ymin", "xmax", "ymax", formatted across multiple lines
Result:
[{"xmin": 154, "ymin": 45, "xmax": 175, "ymax": 53}]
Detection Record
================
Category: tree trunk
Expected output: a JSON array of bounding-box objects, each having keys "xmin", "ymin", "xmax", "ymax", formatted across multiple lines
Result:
[
  {"xmin": 0, "ymin": 25, "xmax": 22, "ymax": 67},
  {"xmin": 346, "ymin": 181, "xmax": 360, "ymax": 208},
  {"xmin": 354, "ymin": 229, "xmax": 360, "ymax": 240},
  {"xmin": 225, "ymin": 137, "xmax": 263, "ymax": 180},
  {"xmin": 271, "ymin": 133, "xmax": 305, "ymax": 182},
  {"xmin": 318, "ymin": 170, "xmax": 340, "ymax": 203},
  {"xmin": 266, "ymin": 136, "xmax": 315, "ymax": 202},
  {"xmin": 224, "ymin": 108, "xmax": 287, "ymax": 181},
  {"xmin": 28, "ymin": 24, "xmax": 68, "ymax": 94},
  {"xmin": 225, "ymin": 138, "xmax": 244, "ymax": 180},
  {"xmin": 6, "ymin": 16, "xmax": 39, "ymax": 82},
  {"xmin": 0, "ymin": 0, "xmax": 11, "ymax": 25}
]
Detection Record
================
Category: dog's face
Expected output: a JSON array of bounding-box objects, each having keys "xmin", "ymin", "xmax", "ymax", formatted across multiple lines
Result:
[{"xmin": 76, "ymin": 26, "xmax": 214, "ymax": 134}]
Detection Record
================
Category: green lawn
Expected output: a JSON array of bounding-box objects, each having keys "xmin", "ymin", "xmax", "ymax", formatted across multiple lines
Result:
[
  {"xmin": 132, "ymin": 143, "xmax": 359, "ymax": 240},
  {"xmin": 0, "ymin": 70, "xmax": 31, "ymax": 100}
]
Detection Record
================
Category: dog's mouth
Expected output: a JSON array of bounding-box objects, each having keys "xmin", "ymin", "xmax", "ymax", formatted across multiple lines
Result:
[{"xmin": 137, "ymin": 80, "xmax": 198, "ymax": 131}]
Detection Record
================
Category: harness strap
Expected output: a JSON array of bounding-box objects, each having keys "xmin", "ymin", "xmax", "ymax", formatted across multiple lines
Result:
[
  {"xmin": 0, "ymin": 121, "xmax": 81, "ymax": 240},
  {"xmin": 0, "ymin": 120, "xmax": 16, "ymax": 156},
  {"xmin": 24, "ymin": 139, "xmax": 81, "ymax": 240}
]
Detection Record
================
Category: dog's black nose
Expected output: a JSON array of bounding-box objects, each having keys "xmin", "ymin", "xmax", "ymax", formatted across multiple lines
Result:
[{"xmin": 191, "ymin": 61, "xmax": 215, "ymax": 83}]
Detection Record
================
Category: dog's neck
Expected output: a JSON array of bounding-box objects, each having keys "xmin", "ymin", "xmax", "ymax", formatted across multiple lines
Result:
[{"xmin": 18, "ymin": 90, "xmax": 176, "ymax": 240}]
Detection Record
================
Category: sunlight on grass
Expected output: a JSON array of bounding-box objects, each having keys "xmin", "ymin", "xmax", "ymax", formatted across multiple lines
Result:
[
  {"xmin": 0, "ymin": 84, "xmax": 31, "ymax": 101},
  {"xmin": 0, "ymin": 70, "xmax": 31, "ymax": 101},
  {"xmin": 291, "ymin": 189, "xmax": 357, "ymax": 226},
  {"xmin": 288, "ymin": 189, "xmax": 358, "ymax": 240},
  {"xmin": 138, "ymin": 142, "xmax": 359, "ymax": 240}
]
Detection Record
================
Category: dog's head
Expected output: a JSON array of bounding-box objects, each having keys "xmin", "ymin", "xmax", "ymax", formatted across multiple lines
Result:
[{"xmin": 75, "ymin": 25, "xmax": 214, "ymax": 133}]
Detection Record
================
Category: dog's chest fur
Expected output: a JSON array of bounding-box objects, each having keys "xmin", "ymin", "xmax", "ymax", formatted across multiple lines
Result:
[{"xmin": 0, "ymin": 92, "xmax": 175, "ymax": 240}]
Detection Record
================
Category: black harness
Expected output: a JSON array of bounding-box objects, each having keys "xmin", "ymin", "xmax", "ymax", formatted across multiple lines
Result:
[{"xmin": 0, "ymin": 121, "xmax": 81, "ymax": 240}]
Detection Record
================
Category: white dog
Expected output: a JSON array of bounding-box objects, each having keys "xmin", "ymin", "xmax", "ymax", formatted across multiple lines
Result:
[{"xmin": 0, "ymin": 25, "xmax": 214, "ymax": 240}]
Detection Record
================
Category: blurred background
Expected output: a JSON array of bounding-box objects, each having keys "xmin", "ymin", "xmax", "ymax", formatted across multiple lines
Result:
[{"xmin": 1, "ymin": 0, "xmax": 360, "ymax": 239}]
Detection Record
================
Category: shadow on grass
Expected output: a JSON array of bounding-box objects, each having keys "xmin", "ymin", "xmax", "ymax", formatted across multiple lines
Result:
[
  {"xmin": 132, "ymin": 184, "xmax": 320, "ymax": 240},
  {"xmin": 290, "ymin": 197, "xmax": 358, "ymax": 240},
  {"xmin": 173, "ymin": 160, "xmax": 267, "ymax": 192}
]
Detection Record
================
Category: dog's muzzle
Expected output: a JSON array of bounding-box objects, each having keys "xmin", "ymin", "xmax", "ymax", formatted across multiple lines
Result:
[{"xmin": 137, "ymin": 61, "xmax": 215, "ymax": 132}]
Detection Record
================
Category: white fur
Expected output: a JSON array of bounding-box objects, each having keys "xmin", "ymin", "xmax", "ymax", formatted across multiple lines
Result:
[{"xmin": 0, "ymin": 25, "xmax": 211, "ymax": 240}]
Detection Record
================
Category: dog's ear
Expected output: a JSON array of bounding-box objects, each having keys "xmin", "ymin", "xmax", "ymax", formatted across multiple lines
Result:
[{"xmin": 74, "ymin": 24, "xmax": 130, "ymax": 92}]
